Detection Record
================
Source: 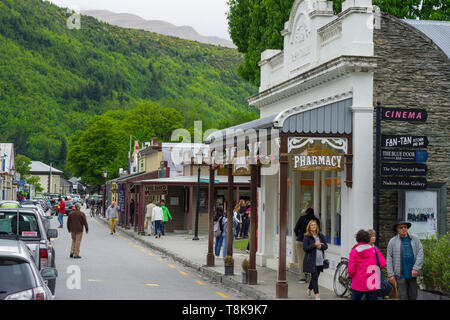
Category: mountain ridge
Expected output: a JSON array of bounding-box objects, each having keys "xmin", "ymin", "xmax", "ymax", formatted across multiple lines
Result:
[{"xmin": 82, "ymin": 9, "xmax": 236, "ymax": 49}]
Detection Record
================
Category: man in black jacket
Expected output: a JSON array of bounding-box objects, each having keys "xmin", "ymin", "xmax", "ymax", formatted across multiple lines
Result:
[{"xmin": 294, "ymin": 207, "xmax": 321, "ymax": 283}]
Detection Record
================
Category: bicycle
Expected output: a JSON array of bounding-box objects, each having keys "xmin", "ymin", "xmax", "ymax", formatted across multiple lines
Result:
[{"xmin": 333, "ymin": 257, "xmax": 352, "ymax": 297}]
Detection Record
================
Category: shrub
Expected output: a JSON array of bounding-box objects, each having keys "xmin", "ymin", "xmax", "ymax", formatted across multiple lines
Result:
[
  {"xmin": 224, "ymin": 255, "xmax": 234, "ymax": 266},
  {"xmin": 419, "ymin": 233, "xmax": 450, "ymax": 296},
  {"xmin": 241, "ymin": 258, "xmax": 249, "ymax": 273}
]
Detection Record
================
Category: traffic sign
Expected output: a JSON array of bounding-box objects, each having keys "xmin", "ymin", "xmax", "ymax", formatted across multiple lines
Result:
[
  {"xmin": 381, "ymin": 163, "xmax": 427, "ymax": 176},
  {"xmin": 381, "ymin": 149, "xmax": 428, "ymax": 162},
  {"xmin": 382, "ymin": 135, "xmax": 428, "ymax": 148},
  {"xmin": 381, "ymin": 177, "xmax": 427, "ymax": 190}
]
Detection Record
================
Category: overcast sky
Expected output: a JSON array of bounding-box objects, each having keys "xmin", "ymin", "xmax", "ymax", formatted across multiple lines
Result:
[{"xmin": 48, "ymin": 0, "xmax": 231, "ymax": 40}]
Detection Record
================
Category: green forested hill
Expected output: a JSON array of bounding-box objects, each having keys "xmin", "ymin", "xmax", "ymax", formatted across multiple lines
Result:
[{"xmin": 0, "ymin": 0, "xmax": 257, "ymax": 171}]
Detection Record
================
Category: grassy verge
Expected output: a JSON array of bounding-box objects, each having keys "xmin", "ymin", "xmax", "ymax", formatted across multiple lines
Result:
[{"xmin": 234, "ymin": 239, "xmax": 249, "ymax": 251}]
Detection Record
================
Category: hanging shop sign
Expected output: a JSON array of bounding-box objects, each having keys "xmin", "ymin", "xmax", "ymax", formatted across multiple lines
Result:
[
  {"xmin": 382, "ymin": 135, "xmax": 428, "ymax": 148},
  {"xmin": 380, "ymin": 177, "xmax": 427, "ymax": 190},
  {"xmin": 381, "ymin": 163, "xmax": 427, "ymax": 176},
  {"xmin": 292, "ymin": 143, "xmax": 344, "ymax": 171},
  {"xmin": 145, "ymin": 185, "xmax": 168, "ymax": 195},
  {"xmin": 381, "ymin": 149, "xmax": 428, "ymax": 162},
  {"xmin": 381, "ymin": 108, "xmax": 427, "ymax": 122},
  {"xmin": 233, "ymin": 156, "xmax": 251, "ymax": 176}
]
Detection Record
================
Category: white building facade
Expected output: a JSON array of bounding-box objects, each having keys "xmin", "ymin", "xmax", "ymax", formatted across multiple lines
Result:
[{"xmin": 248, "ymin": 0, "xmax": 377, "ymax": 291}]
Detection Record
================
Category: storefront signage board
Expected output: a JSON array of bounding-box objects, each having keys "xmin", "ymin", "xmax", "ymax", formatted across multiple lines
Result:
[
  {"xmin": 291, "ymin": 144, "xmax": 344, "ymax": 171},
  {"xmin": 381, "ymin": 177, "xmax": 427, "ymax": 190},
  {"xmin": 382, "ymin": 135, "xmax": 428, "ymax": 148},
  {"xmin": 381, "ymin": 149, "xmax": 428, "ymax": 162},
  {"xmin": 381, "ymin": 163, "xmax": 427, "ymax": 176},
  {"xmin": 145, "ymin": 185, "xmax": 168, "ymax": 195},
  {"xmin": 381, "ymin": 108, "xmax": 427, "ymax": 122}
]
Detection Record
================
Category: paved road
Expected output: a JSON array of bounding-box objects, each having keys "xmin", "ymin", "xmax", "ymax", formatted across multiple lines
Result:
[{"xmin": 50, "ymin": 205, "xmax": 248, "ymax": 300}]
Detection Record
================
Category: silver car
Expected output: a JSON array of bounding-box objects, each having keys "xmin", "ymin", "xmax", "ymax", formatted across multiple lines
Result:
[
  {"xmin": 0, "ymin": 209, "xmax": 58, "ymax": 295},
  {"xmin": 0, "ymin": 239, "xmax": 57, "ymax": 300}
]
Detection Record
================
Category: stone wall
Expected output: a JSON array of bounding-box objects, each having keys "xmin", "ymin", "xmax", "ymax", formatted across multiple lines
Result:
[{"xmin": 373, "ymin": 13, "xmax": 450, "ymax": 251}]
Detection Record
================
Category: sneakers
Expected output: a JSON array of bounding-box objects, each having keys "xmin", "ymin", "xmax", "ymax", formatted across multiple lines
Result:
[
  {"xmin": 73, "ymin": 256, "xmax": 81, "ymax": 259},
  {"xmin": 69, "ymin": 253, "xmax": 73, "ymax": 258},
  {"xmin": 307, "ymin": 289, "xmax": 312, "ymax": 299}
]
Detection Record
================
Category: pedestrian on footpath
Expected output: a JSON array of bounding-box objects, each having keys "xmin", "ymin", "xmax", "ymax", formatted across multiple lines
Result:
[
  {"xmin": 106, "ymin": 201, "xmax": 119, "ymax": 235},
  {"xmin": 232, "ymin": 203, "xmax": 242, "ymax": 239},
  {"xmin": 387, "ymin": 220, "xmax": 424, "ymax": 300},
  {"xmin": 152, "ymin": 202, "xmax": 164, "ymax": 238},
  {"xmin": 129, "ymin": 199, "xmax": 135, "ymax": 226},
  {"xmin": 214, "ymin": 207, "xmax": 225, "ymax": 256},
  {"xmin": 67, "ymin": 203, "xmax": 88, "ymax": 259},
  {"xmin": 222, "ymin": 205, "xmax": 241, "ymax": 258},
  {"xmin": 294, "ymin": 206, "xmax": 320, "ymax": 283},
  {"xmin": 160, "ymin": 200, "xmax": 172, "ymax": 236},
  {"xmin": 145, "ymin": 199, "xmax": 156, "ymax": 235},
  {"xmin": 57, "ymin": 197, "xmax": 65, "ymax": 228},
  {"xmin": 303, "ymin": 220, "xmax": 328, "ymax": 300},
  {"xmin": 348, "ymin": 229, "xmax": 387, "ymax": 300}
]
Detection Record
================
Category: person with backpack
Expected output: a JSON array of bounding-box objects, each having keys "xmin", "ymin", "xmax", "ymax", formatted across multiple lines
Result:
[
  {"xmin": 222, "ymin": 204, "xmax": 242, "ymax": 258},
  {"xmin": 214, "ymin": 206, "xmax": 225, "ymax": 257},
  {"xmin": 348, "ymin": 229, "xmax": 387, "ymax": 300}
]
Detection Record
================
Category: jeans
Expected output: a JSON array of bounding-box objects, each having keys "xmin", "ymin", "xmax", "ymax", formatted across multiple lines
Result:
[
  {"xmin": 397, "ymin": 278, "xmax": 418, "ymax": 300},
  {"xmin": 154, "ymin": 220, "xmax": 162, "ymax": 236},
  {"xmin": 161, "ymin": 222, "xmax": 165, "ymax": 235},
  {"xmin": 352, "ymin": 290, "xmax": 379, "ymax": 300},
  {"xmin": 215, "ymin": 234, "xmax": 225, "ymax": 256},
  {"xmin": 308, "ymin": 266, "xmax": 323, "ymax": 294},
  {"xmin": 58, "ymin": 213, "xmax": 64, "ymax": 226},
  {"xmin": 222, "ymin": 234, "xmax": 235, "ymax": 258}
]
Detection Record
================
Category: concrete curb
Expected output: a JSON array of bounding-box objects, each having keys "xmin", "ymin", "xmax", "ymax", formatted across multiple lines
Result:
[{"xmin": 97, "ymin": 217, "xmax": 270, "ymax": 300}]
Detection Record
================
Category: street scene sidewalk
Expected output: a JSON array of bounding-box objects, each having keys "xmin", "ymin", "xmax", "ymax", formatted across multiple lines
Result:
[{"xmin": 96, "ymin": 216, "xmax": 345, "ymax": 300}]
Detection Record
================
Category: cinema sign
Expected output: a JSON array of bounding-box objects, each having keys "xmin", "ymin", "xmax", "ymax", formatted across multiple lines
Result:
[
  {"xmin": 381, "ymin": 108, "xmax": 427, "ymax": 122},
  {"xmin": 292, "ymin": 144, "xmax": 344, "ymax": 172}
]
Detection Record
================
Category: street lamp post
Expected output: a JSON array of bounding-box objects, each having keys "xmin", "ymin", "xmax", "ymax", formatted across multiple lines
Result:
[
  {"xmin": 192, "ymin": 151, "xmax": 203, "ymax": 241},
  {"xmin": 102, "ymin": 169, "xmax": 107, "ymax": 217}
]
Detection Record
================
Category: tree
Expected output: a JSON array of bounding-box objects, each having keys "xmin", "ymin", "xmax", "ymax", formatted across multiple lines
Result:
[
  {"xmin": 14, "ymin": 154, "xmax": 43, "ymax": 191},
  {"xmin": 227, "ymin": 0, "xmax": 450, "ymax": 86}
]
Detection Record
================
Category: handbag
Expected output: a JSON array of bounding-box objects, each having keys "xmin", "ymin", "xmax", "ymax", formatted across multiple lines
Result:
[{"xmin": 374, "ymin": 248, "xmax": 393, "ymax": 297}]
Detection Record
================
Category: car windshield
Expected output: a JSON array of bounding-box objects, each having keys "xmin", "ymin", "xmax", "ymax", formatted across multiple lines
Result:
[
  {"xmin": 0, "ymin": 212, "xmax": 41, "ymax": 239},
  {"xmin": 0, "ymin": 258, "xmax": 36, "ymax": 299}
]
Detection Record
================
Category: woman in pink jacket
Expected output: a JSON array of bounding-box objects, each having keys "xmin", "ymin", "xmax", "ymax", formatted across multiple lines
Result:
[{"xmin": 348, "ymin": 230, "xmax": 387, "ymax": 300}]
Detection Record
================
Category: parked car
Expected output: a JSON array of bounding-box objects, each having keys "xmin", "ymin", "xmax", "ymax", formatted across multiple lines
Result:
[
  {"xmin": 21, "ymin": 204, "xmax": 52, "ymax": 233},
  {"xmin": 0, "ymin": 208, "xmax": 58, "ymax": 295},
  {"xmin": 0, "ymin": 201, "xmax": 22, "ymax": 209},
  {"xmin": 0, "ymin": 239, "xmax": 57, "ymax": 300}
]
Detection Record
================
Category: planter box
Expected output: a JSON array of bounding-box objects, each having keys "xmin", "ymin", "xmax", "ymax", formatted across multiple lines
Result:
[
  {"xmin": 224, "ymin": 264, "xmax": 234, "ymax": 276},
  {"xmin": 418, "ymin": 289, "xmax": 450, "ymax": 300},
  {"xmin": 242, "ymin": 272, "xmax": 248, "ymax": 284}
]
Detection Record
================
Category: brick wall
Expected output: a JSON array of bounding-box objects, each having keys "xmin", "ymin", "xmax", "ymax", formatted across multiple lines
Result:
[{"xmin": 373, "ymin": 14, "xmax": 450, "ymax": 251}]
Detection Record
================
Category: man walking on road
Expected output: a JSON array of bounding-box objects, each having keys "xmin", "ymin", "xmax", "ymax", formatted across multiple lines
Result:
[
  {"xmin": 57, "ymin": 197, "xmax": 65, "ymax": 228},
  {"xmin": 67, "ymin": 203, "xmax": 89, "ymax": 259},
  {"xmin": 387, "ymin": 220, "xmax": 424, "ymax": 300},
  {"xmin": 160, "ymin": 200, "xmax": 172, "ymax": 236},
  {"xmin": 152, "ymin": 202, "xmax": 164, "ymax": 238},
  {"xmin": 145, "ymin": 199, "xmax": 156, "ymax": 236},
  {"xmin": 106, "ymin": 201, "xmax": 119, "ymax": 235}
]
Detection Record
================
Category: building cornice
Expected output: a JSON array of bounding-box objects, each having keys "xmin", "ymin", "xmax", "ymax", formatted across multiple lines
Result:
[{"xmin": 248, "ymin": 55, "xmax": 378, "ymax": 109}]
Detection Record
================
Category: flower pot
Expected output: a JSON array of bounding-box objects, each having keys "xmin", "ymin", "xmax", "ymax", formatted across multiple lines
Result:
[
  {"xmin": 224, "ymin": 264, "xmax": 234, "ymax": 276},
  {"xmin": 242, "ymin": 272, "xmax": 248, "ymax": 284}
]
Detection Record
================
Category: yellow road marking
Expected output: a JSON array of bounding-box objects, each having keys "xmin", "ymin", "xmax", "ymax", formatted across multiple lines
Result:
[
  {"xmin": 146, "ymin": 283, "xmax": 160, "ymax": 287},
  {"xmin": 168, "ymin": 264, "xmax": 176, "ymax": 268},
  {"xmin": 88, "ymin": 279, "xmax": 103, "ymax": 282},
  {"xmin": 148, "ymin": 253, "xmax": 154, "ymax": 256},
  {"xmin": 140, "ymin": 249, "xmax": 147, "ymax": 252},
  {"xmin": 179, "ymin": 271, "xmax": 188, "ymax": 276},
  {"xmin": 133, "ymin": 245, "xmax": 139, "ymax": 248},
  {"xmin": 157, "ymin": 258, "xmax": 163, "ymax": 262},
  {"xmin": 128, "ymin": 242, "xmax": 133, "ymax": 244},
  {"xmin": 196, "ymin": 281, "xmax": 206, "ymax": 285},
  {"xmin": 216, "ymin": 292, "xmax": 228, "ymax": 298}
]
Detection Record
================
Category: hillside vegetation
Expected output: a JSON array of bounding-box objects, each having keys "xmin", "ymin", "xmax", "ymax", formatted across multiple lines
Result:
[{"xmin": 0, "ymin": 0, "xmax": 257, "ymax": 175}]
